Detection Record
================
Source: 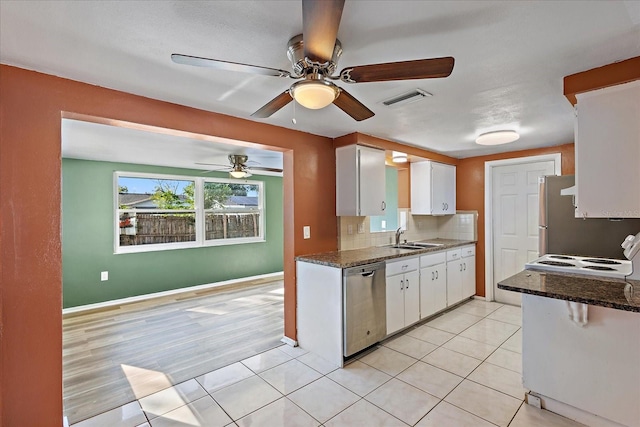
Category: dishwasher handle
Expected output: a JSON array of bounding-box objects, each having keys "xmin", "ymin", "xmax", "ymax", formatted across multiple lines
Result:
[{"xmin": 361, "ymin": 271, "xmax": 375, "ymax": 278}]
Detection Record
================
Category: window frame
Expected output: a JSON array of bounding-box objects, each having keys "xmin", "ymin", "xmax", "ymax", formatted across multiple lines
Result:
[{"xmin": 114, "ymin": 171, "xmax": 265, "ymax": 254}]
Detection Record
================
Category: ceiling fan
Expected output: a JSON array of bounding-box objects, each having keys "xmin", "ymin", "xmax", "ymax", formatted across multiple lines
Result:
[
  {"xmin": 196, "ymin": 154, "xmax": 283, "ymax": 179},
  {"xmin": 171, "ymin": 0, "xmax": 454, "ymax": 121}
]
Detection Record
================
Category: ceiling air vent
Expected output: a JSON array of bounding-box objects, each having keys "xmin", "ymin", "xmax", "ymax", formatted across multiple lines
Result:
[{"xmin": 382, "ymin": 89, "xmax": 432, "ymax": 107}]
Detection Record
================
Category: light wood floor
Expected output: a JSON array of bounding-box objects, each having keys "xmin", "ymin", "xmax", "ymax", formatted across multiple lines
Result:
[{"xmin": 63, "ymin": 277, "xmax": 284, "ymax": 425}]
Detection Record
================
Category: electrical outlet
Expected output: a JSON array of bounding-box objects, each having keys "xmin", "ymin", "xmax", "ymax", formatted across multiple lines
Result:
[
  {"xmin": 357, "ymin": 223, "xmax": 365, "ymax": 234},
  {"xmin": 303, "ymin": 226, "xmax": 311, "ymax": 239},
  {"xmin": 347, "ymin": 224, "xmax": 353, "ymax": 235},
  {"xmin": 100, "ymin": 271, "xmax": 109, "ymax": 281}
]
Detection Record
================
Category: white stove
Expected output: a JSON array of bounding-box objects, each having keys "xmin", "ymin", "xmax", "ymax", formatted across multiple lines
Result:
[{"xmin": 525, "ymin": 254, "xmax": 632, "ymax": 279}]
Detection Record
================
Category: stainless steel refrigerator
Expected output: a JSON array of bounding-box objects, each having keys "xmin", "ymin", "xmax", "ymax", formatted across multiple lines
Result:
[{"xmin": 538, "ymin": 175, "xmax": 640, "ymax": 259}]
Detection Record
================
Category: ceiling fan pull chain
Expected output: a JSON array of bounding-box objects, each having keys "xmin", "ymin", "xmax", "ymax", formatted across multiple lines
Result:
[{"xmin": 292, "ymin": 99, "xmax": 297, "ymax": 124}]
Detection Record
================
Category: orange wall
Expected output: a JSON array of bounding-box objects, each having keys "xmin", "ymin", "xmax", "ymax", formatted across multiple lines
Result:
[
  {"xmin": 0, "ymin": 65, "xmax": 337, "ymax": 426},
  {"xmin": 457, "ymin": 144, "xmax": 575, "ymax": 296}
]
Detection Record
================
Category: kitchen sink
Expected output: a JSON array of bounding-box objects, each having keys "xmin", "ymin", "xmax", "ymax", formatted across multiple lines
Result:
[
  {"xmin": 409, "ymin": 242, "xmax": 444, "ymax": 248},
  {"xmin": 385, "ymin": 244, "xmax": 425, "ymax": 250}
]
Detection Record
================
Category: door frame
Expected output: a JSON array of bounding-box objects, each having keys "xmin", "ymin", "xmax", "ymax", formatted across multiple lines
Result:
[{"xmin": 484, "ymin": 154, "xmax": 561, "ymax": 301}]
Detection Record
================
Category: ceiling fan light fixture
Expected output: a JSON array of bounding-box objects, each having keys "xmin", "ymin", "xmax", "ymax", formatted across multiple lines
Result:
[
  {"xmin": 392, "ymin": 151, "xmax": 408, "ymax": 163},
  {"xmin": 291, "ymin": 80, "xmax": 339, "ymax": 109},
  {"xmin": 475, "ymin": 130, "xmax": 520, "ymax": 145},
  {"xmin": 229, "ymin": 169, "xmax": 248, "ymax": 179}
]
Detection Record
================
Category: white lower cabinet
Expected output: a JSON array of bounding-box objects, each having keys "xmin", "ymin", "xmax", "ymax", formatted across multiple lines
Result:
[
  {"xmin": 419, "ymin": 252, "xmax": 447, "ymax": 319},
  {"xmin": 446, "ymin": 249, "xmax": 463, "ymax": 306},
  {"xmin": 386, "ymin": 257, "xmax": 420, "ymax": 335},
  {"xmin": 461, "ymin": 245, "xmax": 476, "ymax": 298},
  {"xmin": 446, "ymin": 245, "xmax": 477, "ymax": 305}
]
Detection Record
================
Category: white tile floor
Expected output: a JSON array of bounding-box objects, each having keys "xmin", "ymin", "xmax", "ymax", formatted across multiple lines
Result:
[{"xmin": 70, "ymin": 299, "xmax": 586, "ymax": 427}]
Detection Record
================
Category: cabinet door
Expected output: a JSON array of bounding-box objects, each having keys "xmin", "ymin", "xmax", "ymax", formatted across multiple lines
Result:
[
  {"xmin": 410, "ymin": 161, "xmax": 432, "ymax": 214},
  {"xmin": 420, "ymin": 264, "xmax": 447, "ymax": 318},
  {"xmin": 403, "ymin": 270, "xmax": 420, "ymax": 326},
  {"xmin": 386, "ymin": 274, "xmax": 405, "ymax": 335},
  {"xmin": 462, "ymin": 255, "xmax": 476, "ymax": 298},
  {"xmin": 575, "ymin": 81, "xmax": 640, "ymax": 218},
  {"xmin": 432, "ymin": 162, "xmax": 456, "ymax": 214},
  {"xmin": 359, "ymin": 145, "xmax": 386, "ymax": 216},
  {"xmin": 446, "ymin": 260, "xmax": 463, "ymax": 306}
]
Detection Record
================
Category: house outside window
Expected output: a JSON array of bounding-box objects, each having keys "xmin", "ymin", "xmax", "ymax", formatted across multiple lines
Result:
[{"xmin": 115, "ymin": 172, "xmax": 265, "ymax": 253}]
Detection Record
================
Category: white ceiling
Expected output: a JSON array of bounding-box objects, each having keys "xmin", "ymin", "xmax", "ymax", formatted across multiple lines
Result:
[
  {"xmin": 2, "ymin": 1, "xmax": 640, "ymax": 161},
  {"xmin": 61, "ymin": 119, "xmax": 284, "ymax": 174}
]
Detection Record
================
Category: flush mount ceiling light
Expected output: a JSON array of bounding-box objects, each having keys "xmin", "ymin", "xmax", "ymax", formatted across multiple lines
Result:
[
  {"xmin": 392, "ymin": 151, "xmax": 408, "ymax": 163},
  {"xmin": 475, "ymin": 130, "xmax": 520, "ymax": 145},
  {"xmin": 290, "ymin": 79, "xmax": 339, "ymax": 109}
]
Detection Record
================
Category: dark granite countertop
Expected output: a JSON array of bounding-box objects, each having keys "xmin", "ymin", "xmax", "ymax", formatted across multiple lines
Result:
[
  {"xmin": 498, "ymin": 269, "xmax": 640, "ymax": 312},
  {"xmin": 296, "ymin": 239, "xmax": 476, "ymax": 269}
]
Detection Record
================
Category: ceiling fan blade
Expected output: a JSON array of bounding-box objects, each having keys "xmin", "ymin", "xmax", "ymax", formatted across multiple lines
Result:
[
  {"xmin": 251, "ymin": 91, "xmax": 293, "ymax": 118},
  {"xmin": 171, "ymin": 54, "xmax": 291, "ymax": 78},
  {"xmin": 339, "ymin": 57, "xmax": 455, "ymax": 83},
  {"xmin": 333, "ymin": 88, "xmax": 375, "ymax": 122},
  {"xmin": 195, "ymin": 162, "xmax": 231, "ymax": 168},
  {"xmin": 302, "ymin": 0, "xmax": 345, "ymax": 63},
  {"xmin": 248, "ymin": 166, "xmax": 284, "ymax": 173}
]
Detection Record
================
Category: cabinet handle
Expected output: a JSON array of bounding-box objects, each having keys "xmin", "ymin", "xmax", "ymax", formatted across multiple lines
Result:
[
  {"xmin": 400, "ymin": 279, "xmax": 404, "ymax": 290},
  {"xmin": 381, "ymin": 201, "xmax": 386, "ymax": 211},
  {"xmin": 431, "ymin": 271, "xmax": 434, "ymax": 281},
  {"xmin": 463, "ymin": 262, "xmax": 466, "ymax": 271},
  {"xmin": 435, "ymin": 270, "xmax": 438, "ymax": 280},
  {"xmin": 459, "ymin": 263, "xmax": 463, "ymax": 272},
  {"xmin": 405, "ymin": 279, "xmax": 409, "ymax": 290},
  {"xmin": 402, "ymin": 264, "xmax": 408, "ymax": 271}
]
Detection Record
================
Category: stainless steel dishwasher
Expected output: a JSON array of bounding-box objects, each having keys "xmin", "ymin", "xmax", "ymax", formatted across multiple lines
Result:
[{"xmin": 343, "ymin": 261, "xmax": 386, "ymax": 357}]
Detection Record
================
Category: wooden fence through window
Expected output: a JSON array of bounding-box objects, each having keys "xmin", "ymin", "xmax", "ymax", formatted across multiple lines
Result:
[{"xmin": 119, "ymin": 212, "xmax": 260, "ymax": 246}]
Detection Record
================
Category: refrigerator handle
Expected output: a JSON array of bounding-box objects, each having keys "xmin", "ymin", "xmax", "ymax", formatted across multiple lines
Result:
[{"xmin": 538, "ymin": 177, "xmax": 548, "ymax": 257}]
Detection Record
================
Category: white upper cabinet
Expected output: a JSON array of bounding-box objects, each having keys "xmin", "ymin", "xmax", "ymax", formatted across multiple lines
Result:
[
  {"xmin": 575, "ymin": 80, "xmax": 640, "ymax": 218},
  {"xmin": 411, "ymin": 161, "xmax": 456, "ymax": 215},
  {"xmin": 336, "ymin": 145, "xmax": 386, "ymax": 216}
]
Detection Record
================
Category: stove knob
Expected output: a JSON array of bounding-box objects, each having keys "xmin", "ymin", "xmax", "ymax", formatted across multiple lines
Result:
[{"xmin": 621, "ymin": 234, "xmax": 636, "ymax": 250}]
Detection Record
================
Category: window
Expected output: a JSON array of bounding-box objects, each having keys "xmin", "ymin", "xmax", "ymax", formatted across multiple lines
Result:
[{"xmin": 116, "ymin": 172, "xmax": 264, "ymax": 253}]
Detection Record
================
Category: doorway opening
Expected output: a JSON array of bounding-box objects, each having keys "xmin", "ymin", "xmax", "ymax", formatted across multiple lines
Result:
[{"xmin": 61, "ymin": 118, "xmax": 286, "ymax": 423}]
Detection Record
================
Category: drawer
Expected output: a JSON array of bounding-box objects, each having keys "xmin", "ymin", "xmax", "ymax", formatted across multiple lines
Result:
[
  {"xmin": 420, "ymin": 251, "xmax": 446, "ymax": 267},
  {"xmin": 447, "ymin": 249, "xmax": 461, "ymax": 262},
  {"xmin": 386, "ymin": 257, "xmax": 419, "ymax": 276},
  {"xmin": 461, "ymin": 245, "xmax": 475, "ymax": 258}
]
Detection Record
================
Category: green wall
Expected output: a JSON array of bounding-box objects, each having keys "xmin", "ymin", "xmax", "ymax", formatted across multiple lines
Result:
[{"xmin": 62, "ymin": 159, "xmax": 284, "ymax": 308}]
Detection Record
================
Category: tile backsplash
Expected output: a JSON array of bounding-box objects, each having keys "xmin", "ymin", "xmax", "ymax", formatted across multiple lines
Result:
[{"xmin": 338, "ymin": 210, "xmax": 478, "ymax": 250}]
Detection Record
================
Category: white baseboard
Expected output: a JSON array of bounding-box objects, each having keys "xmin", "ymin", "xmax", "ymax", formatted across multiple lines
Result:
[
  {"xmin": 532, "ymin": 392, "xmax": 627, "ymax": 427},
  {"xmin": 63, "ymin": 416, "xmax": 69, "ymax": 427},
  {"xmin": 63, "ymin": 271, "xmax": 284, "ymax": 315},
  {"xmin": 281, "ymin": 336, "xmax": 298, "ymax": 347}
]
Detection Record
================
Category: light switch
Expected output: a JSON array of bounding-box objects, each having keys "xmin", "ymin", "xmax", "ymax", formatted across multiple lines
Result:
[
  {"xmin": 303, "ymin": 226, "xmax": 311, "ymax": 239},
  {"xmin": 100, "ymin": 271, "xmax": 109, "ymax": 281}
]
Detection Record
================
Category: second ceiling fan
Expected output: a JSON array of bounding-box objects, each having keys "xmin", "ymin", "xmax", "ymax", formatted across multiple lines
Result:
[{"xmin": 172, "ymin": 0, "xmax": 454, "ymax": 121}]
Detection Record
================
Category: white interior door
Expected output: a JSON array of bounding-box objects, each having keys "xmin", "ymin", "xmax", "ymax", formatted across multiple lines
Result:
[{"xmin": 492, "ymin": 160, "xmax": 556, "ymax": 305}]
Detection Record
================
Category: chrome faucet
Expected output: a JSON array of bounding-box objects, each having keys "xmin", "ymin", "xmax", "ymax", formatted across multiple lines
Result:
[{"xmin": 395, "ymin": 227, "xmax": 404, "ymax": 245}]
